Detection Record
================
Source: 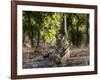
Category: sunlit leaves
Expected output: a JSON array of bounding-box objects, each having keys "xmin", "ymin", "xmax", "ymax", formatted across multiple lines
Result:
[
  {"xmin": 67, "ymin": 13, "xmax": 89, "ymax": 47},
  {"xmin": 40, "ymin": 12, "xmax": 62, "ymax": 43},
  {"xmin": 23, "ymin": 11, "xmax": 89, "ymax": 47}
]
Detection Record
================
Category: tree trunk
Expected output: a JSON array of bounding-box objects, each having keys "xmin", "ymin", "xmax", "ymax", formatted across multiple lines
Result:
[
  {"xmin": 23, "ymin": 32, "xmax": 25, "ymax": 43},
  {"xmin": 28, "ymin": 15, "xmax": 34, "ymax": 47},
  {"xmin": 86, "ymin": 14, "xmax": 89, "ymax": 45},
  {"xmin": 37, "ymin": 30, "xmax": 40, "ymax": 47},
  {"xmin": 64, "ymin": 14, "xmax": 67, "ymax": 35},
  {"xmin": 30, "ymin": 31, "xmax": 34, "ymax": 47},
  {"xmin": 76, "ymin": 15, "xmax": 79, "ymax": 46}
]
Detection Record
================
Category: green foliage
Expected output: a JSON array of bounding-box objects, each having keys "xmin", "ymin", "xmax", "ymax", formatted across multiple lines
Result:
[
  {"xmin": 41, "ymin": 12, "xmax": 62, "ymax": 43},
  {"xmin": 23, "ymin": 11, "xmax": 62, "ymax": 46},
  {"xmin": 67, "ymin": 13, "xmax": 89, "ymax": 47},
  {"xmin": 23, "ymin": 11, "xmax": 89, "ymax": 47}
]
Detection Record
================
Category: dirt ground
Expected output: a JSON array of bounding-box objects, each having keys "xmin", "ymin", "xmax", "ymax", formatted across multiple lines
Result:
[{"xmin": 23, "ymin": 47, "xmax": 89, "ymax": 69}]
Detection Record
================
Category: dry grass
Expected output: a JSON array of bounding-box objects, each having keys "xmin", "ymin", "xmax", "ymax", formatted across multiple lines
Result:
[{"xmin": 23, "ymin": 47, "xmax": 89, "ymax": 68}]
